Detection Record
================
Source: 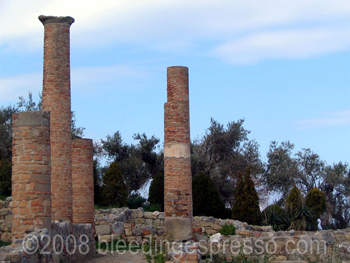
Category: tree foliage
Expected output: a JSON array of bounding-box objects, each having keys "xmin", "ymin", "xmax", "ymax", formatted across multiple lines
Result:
[
  {"xmin": 0, "ymin": 154, "xmax": 11, "ymax": 196},
  {"xmin": 148, "ymin": 172, "xmax": 164, "ymax": 211},
  {"xmin": 232, "ymin": 167, "xmax": 261, "ymax": 225},
  {"xmin": 285, "ymin": 185, "xmax": 303, "ymax": 215},
  {"xmin": 265, "ymin": 140, "xmax": 350, "ymax": 228},
  {"xmin": 100, "ymin": 162, "xmax": 128, "ymax": 207},
  {"xmin": 191, "ymin": 118, "xmax": 265, "ymax": 208},
  {"xmin": 193, "ymin": 172, "xmax": 226, "ymax": 218},
  {"xmin": 97, "ymin": 131, "xmax": 163, "ymax": 195}
]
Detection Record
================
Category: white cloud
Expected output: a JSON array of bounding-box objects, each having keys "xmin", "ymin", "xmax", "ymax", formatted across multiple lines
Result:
[
  {"xmin": 0, "ymin": 72, "xmax": 42, "ymax": 102},
  {"xmin": 294, "ymin": 109, "xmax": 350, "ymax": 129},
  {"xmin": 213, "ymin": 26, "xmax": 350, "ymax": 64},
  {"xmin": 1, "ymin": 0, "xmax": 350, "ymax": 62},
  {"xmin": 0, "ymin": 64, "xmax": 150, "ymax": 103}
]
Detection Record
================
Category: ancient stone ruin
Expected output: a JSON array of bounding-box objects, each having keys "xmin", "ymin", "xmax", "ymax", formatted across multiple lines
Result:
[
  {"xmin": 2, "ymin": 13, "xmax": 345, "ymax": 263},
  {"xmin": 164, "ymin": 66, "xmax": 193, "ymax": 241},
  {"xmin": 0, "ymin": 16, "xmax": 95, "ymax": 262}
]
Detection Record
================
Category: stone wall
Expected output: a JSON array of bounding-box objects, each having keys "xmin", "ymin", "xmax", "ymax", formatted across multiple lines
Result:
[
  {"xmin": 4, "ymin": 206, "xmax": 350, "ymax": 261},
  {"xmin": 95, "ymin": 208, "xmax": 350, "ymax": 262},
  {"xmin": 0, "ymin": 198, "xmax": 12, "ymax": 243},
  {"xmin": 0, "ymin": 220, "xmax": 95, "ymax": 263}
]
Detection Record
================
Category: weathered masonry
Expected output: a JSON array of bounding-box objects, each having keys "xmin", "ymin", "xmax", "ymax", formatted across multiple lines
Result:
[
  {"xmin": 39, "ymin": 15, "xmax": 75, "ymax": 222},
  {"xmin": 164, "ymin": 66, "xmax": 193, "ymax": 241},
  {"xmin": 11, "ymin": 111, "xmax": 51, "ymax": 242}
]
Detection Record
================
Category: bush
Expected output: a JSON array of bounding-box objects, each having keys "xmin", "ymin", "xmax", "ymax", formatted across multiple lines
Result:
[
  {"xmin": 128, "ymin": 195, "xmax": 146, "ymax": 209},
  {"xmin": 218, "ymin": 224, "xmax": 236, "ymax": 236},
  {"xmin": 262, "ymin": 204, "xmax": 289, "ymax": 231},
  {"xmin": 285, "ymin": 185, "xmax": 303, "ymax": 216},
  {"xmin": 193, "ymin": 172, "xmax": 226, "ymax": 218},
  {"xmin": 148, "ymin": 172, "xmax": 164, "ymax": 211},
  {"xmin": 100, "ymin": 162, "xmax": 128, "ymax": 207},
  {"xmin": 232, "ymin": 167, "xmax": 261, "ymax": 225},
  {"xmin": 143, "ymin": 203, "xmax": 162, "ymax": 212},
  {"xmin": 0, "ymin": 156, "xmax": 11, "ymax": 197},
  {"xmin": 305, "ymin": 187, "xmax": 326, "ymax": 230},
  {"xmin": 289, "ymin": 203, "xmax": 314, "ymax": 231}
]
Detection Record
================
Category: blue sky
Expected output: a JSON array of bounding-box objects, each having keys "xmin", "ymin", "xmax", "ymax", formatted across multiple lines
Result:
[{"xmin": 1, "ymin": 0, "xmax": 350, "ymax": 166}]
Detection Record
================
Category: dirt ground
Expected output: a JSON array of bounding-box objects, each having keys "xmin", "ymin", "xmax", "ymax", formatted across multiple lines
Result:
[{"xmin": 86, "ymin": 250, "xmax": 149, "ymax": 263}]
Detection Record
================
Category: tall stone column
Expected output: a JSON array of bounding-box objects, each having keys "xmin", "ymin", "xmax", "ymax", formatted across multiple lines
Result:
[
  {"xmin": 12, "ymin": 111, "xmax": 51, "ymax": 242},
  {"xmin": 39, "ymin": 15, "xmax": 74, "ymax": 221},
  {"xmin": 72, "ymin": 139, "xmax": 94, "ymax": 224},
  {"xmin": 164, "ymin": 66, "xmax": 193, "ymax": 241}
]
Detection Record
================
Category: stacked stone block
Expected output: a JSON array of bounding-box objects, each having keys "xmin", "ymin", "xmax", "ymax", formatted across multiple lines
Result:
[
  {"xmin": 39, "ymin": 15, "xmax": 74, "ymax": 221},
  {"xmin": 72, "ymin": 138, "xmax": 94, "ymax": 224},
  {"xmin": 164, "ymin": 66, "xmax": 193, "ymax": 241},
  {"xmin": 11, "ymin": 111, "xmax": 51, "ymax": 242}
]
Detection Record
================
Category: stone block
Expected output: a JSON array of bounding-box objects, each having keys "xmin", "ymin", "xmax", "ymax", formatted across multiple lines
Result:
[
  {"xmin": 144, "ymin": 212, "xmax": 156, "ymax": 219},
  {"xmin": 98, "ymin": 234, "xmax": 111, "ymax": 243},
  {"xmin": 145, "ymin": 219, "xmax": 153, "ymax": 225},
  {"xmin": 95, "ymin": 225, "xmax": 111, "ymax": 235},
  {"xmin": 135, "ymin": 218, "xmax": 145, "ymax": 224},
  {"xmin": 165, "ymin": 217, "xmax": 193, "ymax": 241},
  {"xmin": 212, "ymin": 224, "xmax": 222, "ymax": 231},
  {"xmin": 200, "ymin": 221, "xmax": 211, "ymax": 227},
  {"xmin": 112, "ymin": 222, "xmax": 124, "ymax": 234},
  {"xmin": 137, "ymin": 210, "xmax": 144, "ymax": 218},
  {"xmin": 125, "ymin": 228, "xmax": 132, "ymax": 236},
  {"xmin": 0, "ymin": 209, "xmax": 9, "ymax": 217},
  {"xmin": 205, "ymin": 229, "xmax": 217, "ymax": 235},
  {"xmin": 0, "ymin": 231, "xmax": 12, "ymax": 242}
]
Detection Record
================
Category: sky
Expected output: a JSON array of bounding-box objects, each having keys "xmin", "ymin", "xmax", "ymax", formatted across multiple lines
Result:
[{"xmin": 1, "ymin": 0, "xmax": 350, "ymax": 166}]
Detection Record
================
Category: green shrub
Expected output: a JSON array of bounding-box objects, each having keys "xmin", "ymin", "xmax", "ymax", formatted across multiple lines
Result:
[
  {"xmin": 285, "ymin": 185, "xmax": 303, "ymax": 216},
  {"xmin": 0, "ymin": 157, "xmax": 11, "ymax": 197},
  {"xmin": 143, "ymin": 203, "xmax": 162, "ymax": 212},
  {"xmin": 148, "ymin": 172, "xmax": 164, "ymax": 211},
  {"xmin": 0, "ymin": 240, "xmax": 11, "ymax": 248},
  {"xmin": 288, "ymin": 203, "xmax": 314, "ymax": 231},
  {"xmin": 218, "ymin": 224, "xmax": 236, "ymax": 236},
  {"xmin": 262, "ymin": 204, "xmax": 289, "ymax": 231},
  {"xmin": 100, "ymin": 162, "xmax": 128, "ymax": 207},
  {"xmin": 232, "ymin": 167, "xmax": 261, "ymax": 225},
  {"xmin": 128, "ymin": 195, "xmax": 146, "ymax": 209},
  {"xmin": 305, "ymin": 187, "xmax": 326, "ymax": 230},
  {"xmin": 193, "ymin": 172, "xmax": 226, "ymax": 218}
]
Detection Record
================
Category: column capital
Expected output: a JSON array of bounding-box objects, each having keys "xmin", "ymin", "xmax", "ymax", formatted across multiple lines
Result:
[{"xmin": 38, "ymin": 15, "xmax": 75, "ymax": 26}]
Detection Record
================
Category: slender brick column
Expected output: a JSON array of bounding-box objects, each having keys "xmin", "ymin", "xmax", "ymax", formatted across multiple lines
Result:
[
  {"xmin": 164, "ymin": 66, "xmax": 193, "ymax": 241},
  {"xmin": 11, "ymin": 111, "xmax": 51, "ymax": 242},
  {"xmin": 39, "ymin": 15, "xmax": 74, "ymax": 221},
  {"xmin": 72, "ymin": 139, "xmax": 94, "ymax": 224}
]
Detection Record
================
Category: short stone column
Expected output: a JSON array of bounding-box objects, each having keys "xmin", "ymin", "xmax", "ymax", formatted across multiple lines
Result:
[
  {"xmin": 72, "ymin": 139, "xmax": 94, "ymax": 224},
  {"xmin": 39, "ymin": 15, "xmax": 74, "ymax": 221},
  {"xmin": 11, "ymin": 111, "xmax": 51, "ymax": 242},
  {"xmin": 164, "ymin": 66, "xmax": 193, "ymax": 241}
]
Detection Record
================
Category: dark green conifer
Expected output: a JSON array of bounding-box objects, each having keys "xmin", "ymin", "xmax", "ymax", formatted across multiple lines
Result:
[
  {"xmin": 193, "ymin": 172, "xmax": 226, "ymax": 218},
  {"xmin": 285, "ymin": 185, "xmax": 303, "ymax": 215},
  {"xmin": 232, "ymin": 167, "xmax": 261, "ymax": 225},
  {"xmin": 305, "ymin": 187, "xmax": 326, "ymax": 230},
  {"xmin": 148, "ymin": 172, "xmax": 164, "ymax": 211},
  {"xmin": 100, "ymin": 162, "xmax": 128, "ymax": 207}
]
